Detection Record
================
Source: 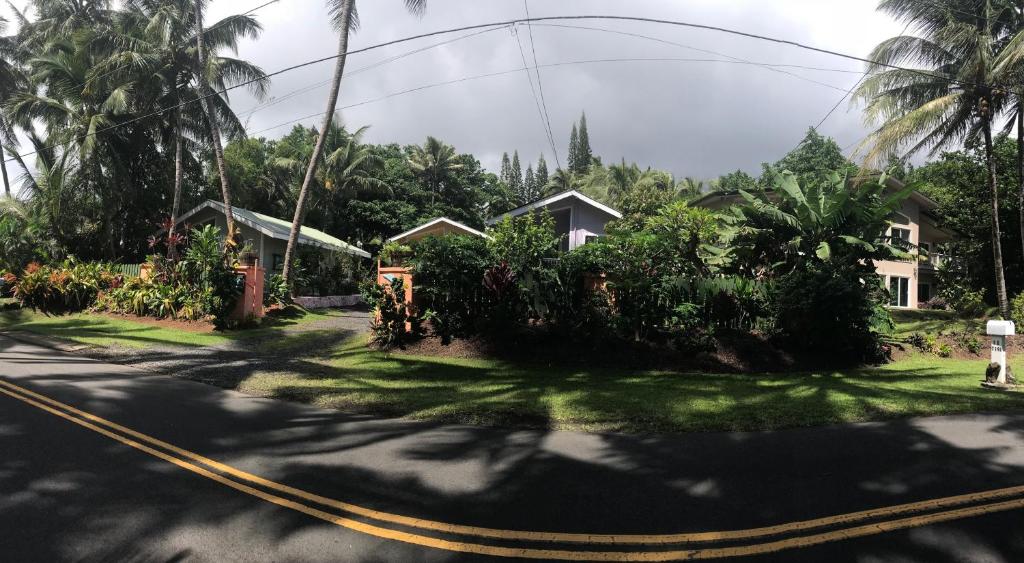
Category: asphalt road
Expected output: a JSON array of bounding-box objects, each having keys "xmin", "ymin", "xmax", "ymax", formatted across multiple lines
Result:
[{"xmin": 3, "ymin": 334, "xmax": 1024, "ymax": 562}]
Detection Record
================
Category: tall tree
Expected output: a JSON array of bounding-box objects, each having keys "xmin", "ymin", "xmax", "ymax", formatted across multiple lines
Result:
[
  {"xmin": 567, "ymin": 123, "xmax": 579, "ymax": 173},
  {"xmin": 535, "ymin": 154, "xmax": 548, "ymax": 188},
  {"xmin": 0, "ymin": 15, "xmax": 27, "ymax": 197},
  {"xmin": 524, "ymin": 165, "xmax": 535, "ymax": 203},
  {"xmin": 283, "ymin": 0, "xmax": 427, "ymax": 286},
  {"xmin": 193, "ymin": 0, "xmax": 237, "ymax": 246},
  {"xmin": 510, "ymin": 150, "xmax": 523, "ymax": 198},
  {"xmin": 855, "ymin": 0, "xmax": 1012, "ymax": 317},
  {"xmin": 499, "ymin": 151, "xmax": 511, "ymax": 185},
  {"xmin": 576, "ymin": 111, "xmax": 592, "ymax": 172}
]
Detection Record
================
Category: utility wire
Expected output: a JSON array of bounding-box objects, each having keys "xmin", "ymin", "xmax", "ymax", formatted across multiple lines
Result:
[
  {"xmin": 530, "ymin": 22, "xmax": 858, "ymax": 94},
  {"xmin": 522, "ymin": 0, "xmax": 560, "ymax": 170},
  {"xmin": 6, "ymin": 14, "xmax": 1000, "ymax": 164},
  {"xmin": 246, "ymin": 56, "xmax": 859, "ymax": 137},
  {"xmin": 511, "ymin": 25, "xmax": 559, "ymax": 171},
  {"xmin": 236, "ymin": 24, "xmax": 507, "ymax": 121}
]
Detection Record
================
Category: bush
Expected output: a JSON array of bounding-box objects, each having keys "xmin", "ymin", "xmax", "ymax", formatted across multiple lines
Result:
[
  {"xmin": 408, "ymin": 234, "xmax": 493, "ymax": 343},
  {"xmin": 12, "ymin": 259, "xmax": 119, "ymax": 312},
  {"xmin": 937, "ymin": 343, "xmax": 952, "ymax": 358},
  {"xmin": 96, "ymin": 225, "xmax": 241, "ymax": 324},
  {"xmin": 264, "ymin": 274, "xmax": 290, "ymax": 307},
  {"xmin": 361, "ymin": 278, "xmax": 415, "ymax": 349},
  {"xmin": 1012, "ymin": 293, "xmax": 1024, "ymax": 326},
  {"xmin": 946, "ymin": 288, "xmax": 986, "ymax": 318},
  {"xmin": 772, "ymin": 263, "xmax": 891, "ymax": 362}
]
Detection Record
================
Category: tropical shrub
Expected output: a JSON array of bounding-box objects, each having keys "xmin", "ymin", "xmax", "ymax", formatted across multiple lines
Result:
[
  {"xmin": 12, "ymin": 259, "xmax": 119, "ymax": 312},
  {"xmin": 96, "ymin": 226, "xmax": 241, "ymax": 323},
  {"xmin": 264, "ymin": 274, "xmax": 290, "ymax": 307},
  {"xmin": 1011, "ymin": 293, "xmax": 1024, "ymax": 326},
  {"xmin": 408, "ymin": 234, "xmax": 493, "ymax": 342},
  {"xmin": 771, "ymin": 263, "xmax": 892, "ymax": 362},
  {"xmin": 361, "ymin": 278, "xmax": 415, "ymax": 349}
]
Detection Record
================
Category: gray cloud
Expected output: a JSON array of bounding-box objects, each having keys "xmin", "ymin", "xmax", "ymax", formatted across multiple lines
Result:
[{"xmin": 7, "ymin": 0, "xmax": 906, "ymax": 179}]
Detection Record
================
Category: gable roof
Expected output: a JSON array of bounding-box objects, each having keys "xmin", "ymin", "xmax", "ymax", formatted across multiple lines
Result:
[
  {"xmin": 387, "ymin": 217, "xmax": 489, "ymax": 243},
  {"xmin": 485, "ymin": 190, "xmax": 622, "ymax": 226},
  {"xmin": 174, "ymin": 200, "xmax": 370, "ymax": 258}
]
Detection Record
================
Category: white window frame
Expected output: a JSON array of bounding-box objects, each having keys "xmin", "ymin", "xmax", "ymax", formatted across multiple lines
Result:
[
  {"xmin": 889, "ymin": 276, "xmax": 910, "ymax": 308},
  {"xmin": 890, "ymin": 227, "xmax": 911, "ymax": 244}
]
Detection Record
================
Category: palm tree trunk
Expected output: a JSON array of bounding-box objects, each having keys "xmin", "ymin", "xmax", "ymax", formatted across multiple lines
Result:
[
  {"xmin": 1019, "ymin": 101, "xmax": 1024, "ymax": 263},
  {"xmin": 0, "ymin": 148, "xmax": 10, "ymax": 197},
  {"xmin": 169, "ymin": 106, "xmax": 184, "ymax": 257},
  {"xmin": 193, "ymin": 0, "xmax": 236, "ymax": 245},
  {"xmin": 983, "ymin": 118, "xmax": 1011, "ymax": 318},
  {"xmin": 282, "ymin": 0, "xmax": 354, "ymax": 287}
]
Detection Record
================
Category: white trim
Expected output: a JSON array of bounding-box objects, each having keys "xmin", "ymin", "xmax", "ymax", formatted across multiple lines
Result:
[
  {"xmin": 485, "ymin": 190, "xmax": 622, "ymax": 225},
  {"xmin": 387, "ymin": 217, "xmax": 489, "ymax": 242}
]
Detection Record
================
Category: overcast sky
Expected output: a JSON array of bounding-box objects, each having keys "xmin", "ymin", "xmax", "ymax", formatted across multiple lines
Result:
[{"xmin": 6, "ymin": 0, "xmax": 907, "ymax": 179}]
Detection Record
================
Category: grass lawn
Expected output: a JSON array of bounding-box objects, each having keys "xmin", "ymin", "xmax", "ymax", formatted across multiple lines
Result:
[
  {"xmin": 890, "ymin": 308, "xmax": 997, "ymax": 338},
  {"xmin": 0, "ymin": 306, "xmax": 338, "ymax": 348},
  {"xmin": 232, "ymin": 336, "xmax": 1024, "ymax": 433},
  {"xmin": 3, "ymin": 305, "xmax": 1021, "ymax": 433}
]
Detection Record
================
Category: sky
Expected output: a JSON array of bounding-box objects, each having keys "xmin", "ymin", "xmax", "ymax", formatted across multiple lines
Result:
[{"xmin": 5, "ymin": 0, "xmax": 908, "ymax": 180}]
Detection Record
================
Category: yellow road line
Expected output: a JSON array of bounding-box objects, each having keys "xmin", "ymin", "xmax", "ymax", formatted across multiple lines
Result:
[{"xmin": 3, "ymin": 377, "xmax": 1024, "ymax": 561}]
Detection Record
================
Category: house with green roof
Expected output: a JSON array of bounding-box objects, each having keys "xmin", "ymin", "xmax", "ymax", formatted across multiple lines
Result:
[{"xmin": 171, "ymin": 200, "xmax": 370, "ymax": 274}]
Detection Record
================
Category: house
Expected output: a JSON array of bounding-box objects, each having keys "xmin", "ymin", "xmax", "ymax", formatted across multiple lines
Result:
[
  {"xmin": 387, "ymin": 217, "xmax": 488, "ymax": 245},
  {"xmin": 691, "ymin": 178, "xmax": 955, "ymax": 310},
  {"xmin": 170, "ymin": 200, "xmax": 370, "ymax": 273},
  {"xmin": 485, "ymin": 190, "xmax": 622, "ymax": 251}
]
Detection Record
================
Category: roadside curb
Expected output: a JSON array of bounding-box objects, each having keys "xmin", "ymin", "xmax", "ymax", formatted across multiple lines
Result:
[{"xmin": 0, "ymin": 330, "xmax": 98, "ymax": 354}]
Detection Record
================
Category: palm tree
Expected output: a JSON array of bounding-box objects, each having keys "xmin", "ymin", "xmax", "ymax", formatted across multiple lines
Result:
[
  {"xmin": 407, "ymin": 135, "xmax": 463, "ymax": 204},
  {"xmin": 120, "ymin": 0, "xmax": 267, "ymax": 243},
  {"xmin": 0, "ymin": 15, "xmax": 29, "ymax": 197},
  {"xmin": 855, "ymin": 0, "xmax": 1012, "ymax": 317},
  {"xmin": 282, "ymin": 0, "xmax": 428, "ymax": 286}
]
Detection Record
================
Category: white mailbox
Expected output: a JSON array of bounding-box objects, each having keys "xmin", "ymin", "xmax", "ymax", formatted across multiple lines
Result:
[{"xmin": 987, "ymin": 321, "xmax": 1015, "ymax": 384}]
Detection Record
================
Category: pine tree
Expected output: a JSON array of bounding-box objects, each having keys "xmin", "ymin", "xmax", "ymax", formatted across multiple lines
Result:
[
  {"xmin": 536, "ymin": 155, "xmax": 549, "ymax": 190},
  {"xmin": 567, "ymin": 124, "xmax": 579, "ymax": 173},
  {"xmin": 577, "ymin": 112, "xmax": 592, "ymax": 172},
  {"xmin": 524, "ymin": 165, "xmax": 536, "ymax": 203},
  {"xmin": 499, "ymin": 152, "xmax": 511, "ymax": 186},
  {"xmin": 510, "ymin": 151, "xmax": 523, "ymax": 196}
]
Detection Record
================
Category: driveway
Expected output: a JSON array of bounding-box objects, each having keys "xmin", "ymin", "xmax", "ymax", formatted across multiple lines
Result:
[{"xmin": 3, "ymin": 334, "xmax": 1024, "ymax": 562}]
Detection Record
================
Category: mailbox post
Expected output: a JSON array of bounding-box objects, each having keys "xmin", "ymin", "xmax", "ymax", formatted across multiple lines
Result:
[{"xmin": 987, "ymin": 320, "xmax": 1015, "ymax": 384}]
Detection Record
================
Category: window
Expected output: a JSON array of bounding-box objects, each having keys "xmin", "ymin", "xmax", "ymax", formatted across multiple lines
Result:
[
  {"xmin": 272, "ymin": 254, "xmax": 284, "ymax": 271},
  {"xmin": 584, "ymin": 235, "xmax": 600, "ymax": 245},
  {"xmin": 918, "ymin": 282, "xmax": 931, "ymax": 303},
  {"xmin": 889, "ymin": 276, "xmax": 909, "ymax": 308},
  {"xmin": 891, "ymin": 227, "xmax": 911, "ymax": 244}
]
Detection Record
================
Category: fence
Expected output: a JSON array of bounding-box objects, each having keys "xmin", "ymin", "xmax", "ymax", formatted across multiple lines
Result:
[{"xmin": 113, "ymin": 263, "xmax": 143, "ymax": 278}]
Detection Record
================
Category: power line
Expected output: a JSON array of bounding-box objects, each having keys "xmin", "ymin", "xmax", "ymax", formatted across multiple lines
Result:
[
  {"xmin": 511, "ymin": 25, "xmax": 559, "ymax": 171},
  {"xmin": 245, "ymin": 56, "xmax": 860, "ymax": 138},
  {"xmin": 521, "ymin": 0, "xmax": 560, "ymax": 170},
  {"xmin": 236, "ymin": 24, "xmax": 507, "ymax": 122},
  {"xmin": 6, "ymin": 14, "xmax": 999, "ymax": 164},
  {"xmin": 529, "ymin": 22, "xmax": 859, "ymax": 94}
]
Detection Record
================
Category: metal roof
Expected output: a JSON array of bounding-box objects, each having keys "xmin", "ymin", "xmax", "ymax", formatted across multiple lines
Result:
[{"xmin": 174, "ymin": 200, "xmax": 371, "ymax": 258}]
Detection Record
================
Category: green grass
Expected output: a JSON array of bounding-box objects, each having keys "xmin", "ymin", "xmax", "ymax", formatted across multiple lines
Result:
[
  {"xmin": 0, "ymin": 306, "xmax": 338, "ymax": 349},
  {"xmin": 233, "ymin": 336, "xmax": 1024, "ymax": 433},
  {"xmin": 891, "ymin": 308, "xmax": 995, "ymax": 338},
  {"xmin": 5, "ymin": 305, "xmax": 1021, "ymax": 433}
]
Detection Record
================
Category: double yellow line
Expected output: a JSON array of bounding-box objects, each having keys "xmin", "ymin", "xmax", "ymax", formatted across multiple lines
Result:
[{"xmin": 2, "ymin": 377, "xmax": 1024, "ymax": 561}]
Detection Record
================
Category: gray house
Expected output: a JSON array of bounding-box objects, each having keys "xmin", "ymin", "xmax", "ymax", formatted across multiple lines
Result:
[
  {"xmin": 171, "ymin": 200, "xmax": 370, "ymax": 272},
  {"xmin": 485, "ymin": 190, "xmax": 622, "ymax": 251}
]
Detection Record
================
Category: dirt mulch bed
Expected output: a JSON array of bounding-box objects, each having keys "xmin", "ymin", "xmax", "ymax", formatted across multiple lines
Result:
[
  {"xmin": 386, "ymin": 327, "xmax": 806, "ymax": 374},
  {"xmin": 97, "ymin": 312, "xmax": 217, "ymax": 333},
  {"xmin": 890, "ymin": 334, "xmax": 1022, "ymax": 362}
]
